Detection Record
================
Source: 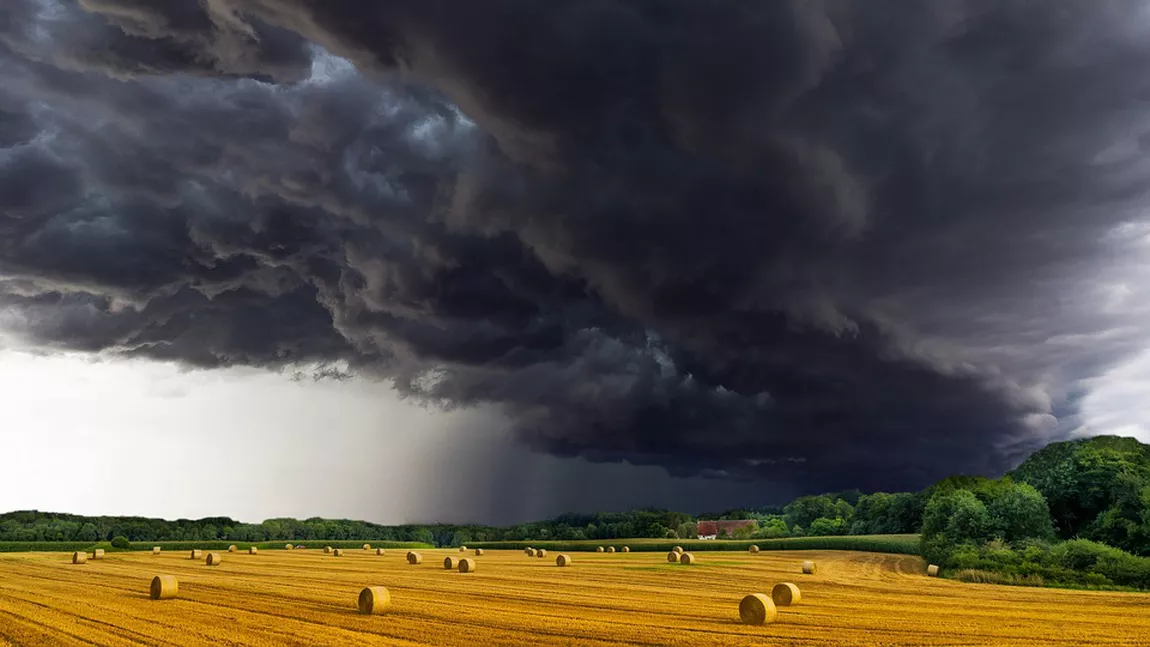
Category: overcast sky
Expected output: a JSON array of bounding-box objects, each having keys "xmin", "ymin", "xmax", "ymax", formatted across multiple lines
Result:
[
  {"xmin": 3, "ymin": 340, "xmax": 1147, "ymax": 527},
  {"xmin": 0, "ymin": 347, "xmax": 773, "ymax": 525},
  {"xmin": 4, "ymin": 1, "xmax": 1150, "ymax": 525}
]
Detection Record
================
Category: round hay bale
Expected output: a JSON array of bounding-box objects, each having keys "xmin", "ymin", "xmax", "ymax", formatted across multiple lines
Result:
[
  {"xmin": 621, "ymin": 546, "xmax": 630, "ymax": 553},
  {"xmin": 285, "ymin": 544, "xmax": 294, "ymax": 550},
  {"xmin": 801, "ymin": 560, "xmax": 817, "ymax": 575},
  {"xmin": 248, "ymin": 547, "xmax": 258, "ymax": 555},
  {"xmin": 150, "ymin": 575, "xmax": 178, "ymax": 600},
  {"xmin": 673, "ymin": 546, "xmax": 683, "ymax": 554},
  {"xmin": 190, "ymin": 549, "xmax": 203, "ymax": 560},
  {"xmin": 667, "ymin": 551, "xmax": 680, "ymax": 563},
  {"xmin": 556, "ymin": 554, "xmax": 572, "ymax": 567},
  {"xmin": 771, "ymin": 582, "xmax": 801, "ymax": 606},
  {"xmin": 72, "ymin": 551, "xmax": 87, "ymax": 564},
  {"xmin": 596, "ymin": 546, "xmax": 604, "ymax": 553},
  {"xmin": 458, "ymin": 558, "xmax": 476, "ymax": 573},
  {"xmin": 443, "ymin": 556, "xmax": 459, "ymax": 570},
  {"xmin": 357, "ymin": 586, "xmax": 390, "ymax": 615},
  {"xmin": 474, "ymin": 548, "xmax": 484, "ymax": 556},
  {"xmin": 458, "ymin": 545, "xmax": 467, "ymax": 552},
  {"xmin": 228, "ymin": 545, "xmax": 237, "ymax": 553},
  {"xmin": 927, "ymin": 564, "xmax": 940, "ymax": 577},
  {"xmin": 679, "ymin": 552, "xmax": 696, "ymax": 565},
  {"xmin": 606, "ymin": 546, "xmax": 616, "ymax": 553},
  {"xmin": 536, "ymin": 549, "xmax": 547, "ymax": 558},
  {"xmin": 363, "ymin": 543, "xmax": 371, "ymax": 551},
  {"xmin": 376, "ymin": 548, "xmax": 386, "ymax": 556},
  {"xmin": 749, "ymin": 545, "xmax": 760, "ymax": 554},
  {"xmin": 526, "ymin": 548, "xmax": 537, "ymax": 557},
  {"xmin": 93, "ymin": 549, "xmax": 105, "ymax": 560},
  {"xmin": 406, "ymin": 551, "xmax": 423, "ymax": 565},
  {"xmin": 324, "ymin": 546, "xmax": 333, "ymax": 554},
  {"xmin": 205, "ymin": 552, "xmax": 222, "ymax": 566},
  {"xmin": 333, "ymin": 549, "xmax": 344, "ymax": 557},
  {"xmin": 152, "ymin": 547, "xmax": 161, "ymax": 555},
  {"xmin": 739, "ymin": 593, "xmax": 778, "ymax": 625}
]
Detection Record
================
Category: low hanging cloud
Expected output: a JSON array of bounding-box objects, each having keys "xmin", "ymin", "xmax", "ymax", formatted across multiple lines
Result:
[{"xmin": 3, "ymin": 0, "xmax": 1150, "ymax": 494}]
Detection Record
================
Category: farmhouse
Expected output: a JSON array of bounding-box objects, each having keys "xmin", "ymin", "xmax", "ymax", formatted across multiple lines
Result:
[{"xmin": 695, "ymin": 519, "xmax": 757, "ymax": 540}]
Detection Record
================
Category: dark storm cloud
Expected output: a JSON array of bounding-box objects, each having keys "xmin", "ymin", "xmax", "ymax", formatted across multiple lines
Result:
[
  {"xmin": 2, "ymin": 0, "xmax": 1150, "ymax": 495},
  {"xmin": 1, "ymin": 0, "xmax": 312, "ymax": 81}
]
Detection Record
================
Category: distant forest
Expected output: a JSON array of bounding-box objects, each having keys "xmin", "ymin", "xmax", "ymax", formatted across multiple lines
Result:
[
  {"xmin": 0, "ymin": 492, "xmax": 919, "ymax": 548},
  {"xmin": 4, "ymin": 436, "xmax": 1149, "ymax": 588},
  {"xmin": 0, "ymin": 509, "xmax": 696, "ymax": 548}
]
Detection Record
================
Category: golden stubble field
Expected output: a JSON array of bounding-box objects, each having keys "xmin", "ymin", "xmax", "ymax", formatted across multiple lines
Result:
[{"xmin": 0, "ymin": 548, "xmax": 1147, "ymax": 647}]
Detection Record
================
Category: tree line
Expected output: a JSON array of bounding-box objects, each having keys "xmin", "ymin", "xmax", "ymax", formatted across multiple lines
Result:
[
  {"xmin": 0, "ymin": 510, "xmax": 695, "ymax": 548},
  {"xmin": 918, "ymin": 435, "xmax": 1150, "ymax": 589},
  {"xmin": 0, "ymin": 498, "xmax": 917, "ymax": 546},
  {"xmin": 4, "ymin": 436, "xmax": 1148, "ymax": 588},
  {"xmin": 698, "ymin": 488, "xmax": 924, "ymax": 540}
]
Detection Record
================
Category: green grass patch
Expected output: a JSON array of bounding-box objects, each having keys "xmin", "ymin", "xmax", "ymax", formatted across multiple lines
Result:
[
  {"xmin": 0, "ymin": 541, "xmax": 98, "ymax": 553},
  {"xmin": 950, "ymin": 569, "xmax": 1047, "ymax": 587},
  {"xmin": 945, "ymin": 568, "xmax": 1146, "ymax": 593},
  {"xmin": 471, "ymin": 534, "xmax": 920, "ymax": 555}
]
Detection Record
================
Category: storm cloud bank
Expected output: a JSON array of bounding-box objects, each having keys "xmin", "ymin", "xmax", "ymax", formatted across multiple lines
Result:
[{"xmin": 3, "ymin": 0, "xmax": 1150, "ymax": 493}]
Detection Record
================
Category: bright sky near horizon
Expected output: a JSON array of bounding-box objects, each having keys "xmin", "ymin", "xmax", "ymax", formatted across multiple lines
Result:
[
  {"xmin": 0, "ymin": 349, "xmax": 773, "ymax": 525},
  {"xmin": 2, "ymin": 346, "xmax": 1148, "ymax": 526}
]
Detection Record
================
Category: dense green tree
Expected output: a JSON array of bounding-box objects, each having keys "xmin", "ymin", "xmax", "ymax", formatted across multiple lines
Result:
[
  {"xmin": 1084, "ymin": 474, "xmax": 1150, "ymax": 552},
  {"xmin": 808, "ymin": 517, "xmax": 848, "ymax": 536},
  {"xmin": 833, "ymin": 499, "xmax": 855, "ymax": 521},
  {"xmin": 925, "ymin": 475, "xmax": 1014, "ymax": 505},
  {"xmin": 750, "ymin": 516, "xmax": 790, "ymax": 539},
  {"xmin": 784, "ymin": 496, "xmax": 839, "ymax": 529},
  {"xmin": 986, "ymin": 483, "xmax": 1055, "ymax": 543},
  {"xmin": 849, "ymin": 491, "xmax": 923, "ymax": 535},
  {"xmin": 1009, "ymin": 435, "xmax": 1150, "ymax": 552},
  {"xmin": 675, "ymin": 521, "xmax": 697, "ymax": 539},
  {"xmin": 947, "ymin": 491, "xmax": 993, "ymax": 543},
  {"xmin": 921, "ymin": 488, "xmax": 993, "ymax": 564},
  {"xmin": 851, "ymin": 492, "xmax": 890, "ymax": 535},
  {"xmin": 77, "ymin": 523, "xmax": 98, "ymax": 542}
]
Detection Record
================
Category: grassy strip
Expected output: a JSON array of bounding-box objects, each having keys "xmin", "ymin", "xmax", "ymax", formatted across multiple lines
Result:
[
  {"xmin": 930, "ymin": 538, "xmax": 1150, "ymax": 591},
  {"xmin": 471, "ymin": 534, "xmax": 920, "ymax": 555},
  {"xmin": 0, "ymin": 540, "xmax": 432, "ymax": 553},
  {"xmin": 945, "ymin": 568, "xmax": 1148, "ymax": 593},
  {"xmin": 0, "ymin": 541, "xmax": 95, "ymax": 553},
  {"xmin": 4, "ymin": 535, "xmax": 918, "ymax": 554}
]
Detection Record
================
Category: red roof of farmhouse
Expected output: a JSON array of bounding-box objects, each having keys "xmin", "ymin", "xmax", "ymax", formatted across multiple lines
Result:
[{"xmin": 696, "ymin": 519, "xmax": 758, "ymax": 536}]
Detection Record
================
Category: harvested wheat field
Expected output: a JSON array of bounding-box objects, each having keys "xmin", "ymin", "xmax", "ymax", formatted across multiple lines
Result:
[{"xmin": 0, "ymin": 549, "xmax": 1147, "ymax": 646}]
